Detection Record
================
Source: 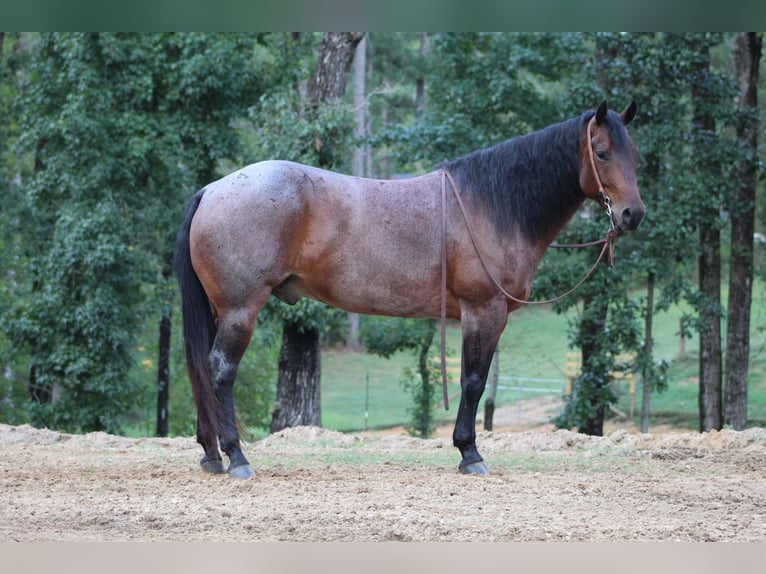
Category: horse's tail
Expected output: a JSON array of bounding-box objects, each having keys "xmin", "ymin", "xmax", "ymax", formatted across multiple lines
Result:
[{"xmin": 174, "ymin": 189, "xmax": 221, "ymax": 444}]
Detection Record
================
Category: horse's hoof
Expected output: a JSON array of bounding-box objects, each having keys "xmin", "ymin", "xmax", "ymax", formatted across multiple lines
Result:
[
  {"xmin": 459, "ymin": 461, "xmax": 489, "ymax": 475},
  {"xmin": 228, "ymin": 464, "xmax": 255, "ymax": 479},
  {"xmin": 200, "ymin": 458, "xmax": 226, "ymax": 474}
]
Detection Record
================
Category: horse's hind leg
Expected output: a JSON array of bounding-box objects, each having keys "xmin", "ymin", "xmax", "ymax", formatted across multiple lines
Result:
[
  {"xmin": 453, "ymin": 303, "xmax": 507, "ymax": 475},
  {"xmin": 210, "ymin": 306, "xmax": 259, "ymax": 479},
  {"xmin": 197, "ymin": 418, "xmax": 225, "ymax": 474}
]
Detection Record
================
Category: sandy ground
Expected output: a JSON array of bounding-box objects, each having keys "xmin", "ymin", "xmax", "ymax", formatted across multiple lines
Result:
[{"xmin": 1, "ymin": 399, "xmax": 764, "ymax": 542}]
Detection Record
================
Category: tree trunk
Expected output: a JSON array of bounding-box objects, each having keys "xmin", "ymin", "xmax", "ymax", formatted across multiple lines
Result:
[
  {"xmin": 308, "ymin": 32, "xmax": 364, "ymax": 106},
  {"xmin": 691, "ymin": 43, "xmax": 723, "ymax": 433},
  {"xmin": 274, "ymin": 32, "xmax": 364, "ymax": 432},
  {"xmin": 415, "ymin": 33, "xmax": 428, "ymax": 116},
  {"xmin": 352, "ymin": 33, "xmax": 367, "ymax": 178},
  {"xmin": 578, "ymin": 292, "xmax": 609, "ymax": 436},
  {"xmin": 725, "ymin": 32, "xmax": 761, "ymax": 431},
  {"xmin": 641, "ymin": 271, "xmax": 655, "ymax": 433},
  {"xmin": 155, "ymin": 260, "xmax": 174, "ymax": 437},
  {"xmin": 698, "ymin": 222, "xmax": 722, "ymax": 432},
  {"xmin": 347, "ymin": 33, "xmax": 367, "ymax": 348},
  {"xmin": 413, "ymin": 323, "xmax": 436, "ymax": 438},
  {"xmin": 155, "ymin": 306, "xmax": 172, "ymax": 439},
  {"xmin": 28, "ymin": 137, "xmax": 51, "ymax": 407},
  {"xmin": 271, "ymin": 322, "xmax": 322, "ymax": 432},
  {"xmin": 155, "ymin": 310, "xmax": 171, "ymax": 437}
]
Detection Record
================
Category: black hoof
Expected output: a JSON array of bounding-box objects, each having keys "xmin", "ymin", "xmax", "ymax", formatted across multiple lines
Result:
[
  {"xmin": 228, "ymin": 464, "xmax": 254, "ymax": 479},
  {"xmin": 200, "ymin": 457, "xmax": 226, "ymax": 474},
  {"xmin": 459, "ymin": 461, "xmax": 489, "ymax": 475}
]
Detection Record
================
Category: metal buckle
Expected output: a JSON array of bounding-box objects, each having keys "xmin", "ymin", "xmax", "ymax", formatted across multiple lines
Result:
[{"xmin": 599, "ymin": 190, "xmax": 615, "ymax": 231}]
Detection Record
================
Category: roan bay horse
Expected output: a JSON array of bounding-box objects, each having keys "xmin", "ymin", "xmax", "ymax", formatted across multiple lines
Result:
[{"xmin": 175, "ymin": 101, "xmax": 644, "ymax": 478}]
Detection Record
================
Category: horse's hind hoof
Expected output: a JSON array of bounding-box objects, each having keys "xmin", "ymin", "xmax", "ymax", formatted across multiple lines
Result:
[
  {"xmin": 200, "ymin": 457, "xmax": 226, "ymax": 474},
  {"xmin": 228, "ymin": 464, "xmax": 255, "ymax": 479},
  {"xmin": 459, "ymin": 461, "xmax": 489, "ymax": 475}
]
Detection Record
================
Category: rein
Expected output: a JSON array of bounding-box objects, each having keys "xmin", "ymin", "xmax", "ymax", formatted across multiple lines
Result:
[{"xmin": 438, "ymin": 116, "xmax": 619, "ymax": 410}]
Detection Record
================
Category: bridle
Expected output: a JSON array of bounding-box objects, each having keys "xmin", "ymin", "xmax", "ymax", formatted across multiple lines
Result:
[
  {"xmin": 437, "ymin": 115, "xmax": 620, "ymax": 410},
  {"xmin": 585, "ymin": 116, "xmax": 616, "ymax": 230}
]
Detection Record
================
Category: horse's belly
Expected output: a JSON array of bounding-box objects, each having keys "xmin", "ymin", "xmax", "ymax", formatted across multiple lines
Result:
[{"xmin": 276, "ymin": 267, "xmax": 440, "ymax": 319}]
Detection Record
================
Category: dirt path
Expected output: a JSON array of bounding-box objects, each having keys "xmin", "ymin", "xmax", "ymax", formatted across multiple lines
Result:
[{"xmin": 2, "ymin": 411, "xmax": 764, "ymax": 542}]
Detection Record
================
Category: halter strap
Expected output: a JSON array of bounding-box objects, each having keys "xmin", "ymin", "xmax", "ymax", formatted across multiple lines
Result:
[{"xmin": 586, "ymin": 115, "xmax": 615, "ymax": 229}]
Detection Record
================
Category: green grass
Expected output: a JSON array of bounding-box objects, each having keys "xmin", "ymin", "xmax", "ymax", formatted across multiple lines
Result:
[
  {"xmin": 321, "ymin": 278, "xmax": 766, "ymax": 433},
  {"xmin": 320, "ymin": 322, "xmax": 465, "ymax": 432}
]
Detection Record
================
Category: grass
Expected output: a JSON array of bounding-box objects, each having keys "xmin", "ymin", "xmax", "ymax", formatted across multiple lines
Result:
[{"xmin": 321, "ymin": 278, "xmax": 766, "ymax": 433}]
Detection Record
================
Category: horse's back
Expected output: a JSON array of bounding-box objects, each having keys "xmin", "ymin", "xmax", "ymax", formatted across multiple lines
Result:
[{"xmin": 190, "ymin": 160, "xmax": 444, "ymax": 317}]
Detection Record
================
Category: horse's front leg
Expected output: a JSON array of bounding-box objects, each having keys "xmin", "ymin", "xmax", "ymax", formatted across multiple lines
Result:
[{"xmin": 453, "ymin": 303, "xmax": 508, "ymax": 475}]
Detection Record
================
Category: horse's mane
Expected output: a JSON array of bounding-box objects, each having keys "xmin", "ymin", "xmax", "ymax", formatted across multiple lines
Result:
[{"xmin": 442, "ymin": 112, "xmax": 593, "ymax": 242}]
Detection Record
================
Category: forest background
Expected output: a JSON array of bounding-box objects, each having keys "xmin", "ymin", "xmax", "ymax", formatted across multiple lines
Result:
[{"xmin": 0, "ymin": 32, "xmax": 763, "ymax": 439}]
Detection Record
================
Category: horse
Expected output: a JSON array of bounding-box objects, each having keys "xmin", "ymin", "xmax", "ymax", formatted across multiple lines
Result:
[{"xmin": 175, "ymin": 100, "xmax": 644, "ymax": 478}]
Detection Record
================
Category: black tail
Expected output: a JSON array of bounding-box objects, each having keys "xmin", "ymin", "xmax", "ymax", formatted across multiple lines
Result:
[{"xmin": 175, "ymin": 189, "xmax": 221, "ymax": 444}]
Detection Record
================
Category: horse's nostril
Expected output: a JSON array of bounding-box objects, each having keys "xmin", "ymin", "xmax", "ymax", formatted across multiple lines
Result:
[{"xmin": 621, "ymin": 206, "xmax": 644, "ymax": 230}]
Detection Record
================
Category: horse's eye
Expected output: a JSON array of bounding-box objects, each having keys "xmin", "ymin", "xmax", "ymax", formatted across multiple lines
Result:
[{"xmin": 596, "ymin": 150, "xmax": 609, "ymax": 161}]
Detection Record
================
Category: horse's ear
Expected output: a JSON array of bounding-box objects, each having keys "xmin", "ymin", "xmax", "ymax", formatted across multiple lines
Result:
[
  {"xmin": 595, "ymin": 100, "xmax": 608, "ymax": 125},
  {"xmin": 621, "ymin": 100, "xmax": 637, "ymax": 126}
]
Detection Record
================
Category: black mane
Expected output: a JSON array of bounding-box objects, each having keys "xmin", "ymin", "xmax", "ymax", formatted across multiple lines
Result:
[{"xmin": 443, "ymin": 111, "xmax": 593, "ymax": 242}]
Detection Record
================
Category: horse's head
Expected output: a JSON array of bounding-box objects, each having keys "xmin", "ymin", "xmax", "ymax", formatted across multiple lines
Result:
[{"xmin": 579, "ymin": 100, "xmax": 645, "ymax": 233}]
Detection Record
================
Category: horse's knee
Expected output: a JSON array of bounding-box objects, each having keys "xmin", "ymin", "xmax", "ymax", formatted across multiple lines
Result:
[
  {"xmin": 462, "ymin": 374, "xmax": 486, "ymax": 401},
  {"xmin": 210, "ymin": 348, "xmax": 238, "ymax": 388}
]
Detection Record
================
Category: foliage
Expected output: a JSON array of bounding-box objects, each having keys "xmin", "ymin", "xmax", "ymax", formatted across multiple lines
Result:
[
  {"xmin": 6, "ymin": 203, "xmax": 145, "ymax": 431},
  {"xmin": 0, "ymin": 32, "xmax": 763, "ymax": 437},
  {"xmin": 360, "ymin": 316, "xmax": 437, "ymax": 437},
  {"xmin": 381, "ymin": 32, "xmax": 589, "ymax": 169},
  {"xmin": 1, "ymin": 33, "xmax": 264, "ymax": 433},
  {"xmin": 360, "ymin": 316, "xmax": 436, "ymax": 359},
  {"xmin": 246, "ymin": 87, "xmax": 355, "ymax": 170}
]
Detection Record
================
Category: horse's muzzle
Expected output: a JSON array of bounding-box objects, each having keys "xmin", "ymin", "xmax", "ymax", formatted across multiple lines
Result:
[{"xmin": 619, "ymin": 204, "xmax": 645, "ymax": 231}]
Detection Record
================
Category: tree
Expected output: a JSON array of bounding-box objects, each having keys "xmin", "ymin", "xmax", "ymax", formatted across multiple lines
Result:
[
  {"xmin": 386, "ymin": 33, "xmax": 588, "ymax": 167},
  {"xmin": 0, "ymin": 33, "xmax": 36, "ymax": 425},
  {"xmin": 347, "ymin": 33, "xmax": 368, "ymax": 348},
  {"xmin": 361, "ymin": 317, "xmax": 438, "ymax": 438},
  {"xmin": 4, "ymin": 33, "xmax": 261, "ymax": 433},
  {"xmin": 726, "ymin": 32, "xmax": 762, "ymax": 430},
  {"xmin": 585, "ymin": 33, "xmax": 701, "ymax": 433},
  {"xmin": 140, "ymin": 33, "xmax": 262, "ymax": 436},
  {"xmin": 269, "ymin": 32, "xmax": 364, "ymax": 433},
  {"xmin": 683, "ymin": 34, "xmax": 740, "ymax": 432}
]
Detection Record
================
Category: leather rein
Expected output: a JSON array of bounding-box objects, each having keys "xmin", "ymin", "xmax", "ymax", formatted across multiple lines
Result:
[{"xmin": 438, "ymin": 116, "xmax": 619, "ymax": 410}]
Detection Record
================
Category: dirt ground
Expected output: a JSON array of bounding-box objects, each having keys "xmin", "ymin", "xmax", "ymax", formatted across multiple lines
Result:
[{"xmin": 1, "ymin": 398, "xmax": 765, "ymax": 542}]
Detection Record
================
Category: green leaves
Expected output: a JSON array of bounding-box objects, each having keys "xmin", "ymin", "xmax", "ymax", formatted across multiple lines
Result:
[
  {"xmin": 2, "ymin": 33, "xmax": 264, "ymax": 433},
  {"xmin": 5, "ymin": 201, "xmax": 144, "ymax": 432},
  {"xmin": 359, "ymin": 316, "xmax": 435, "ymax": 360},
  {"xmin": 360, "ymin": 316, "xmax": 438, "ymax": 438}
]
